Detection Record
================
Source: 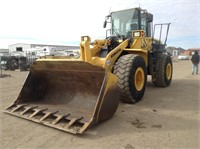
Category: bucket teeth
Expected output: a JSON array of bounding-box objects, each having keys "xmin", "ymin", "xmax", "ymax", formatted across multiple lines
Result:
[
  {"xmin": 64, "ymin": 117, "xmax": 83, "ymax": 129},
  {"xmin": 39, "ymin": 111, "xmax": 58, "ymax": 122},
  {"xmin": 4, "ymin": 104, "xmax": 89, "ymax": 134},
  {"xmin": 20, "ymin": 106, "xmax": 38, "ymax": 115},
  {"xmin": 9, "ymin": 104, "xmax": 27, "ymax": 112},
  {"xmin": 29, "ymin": 108, "xmax": 47, "ymax": 118},
  {"xmin": 51, "ymin": 115, "xmax": 63, "ymax": 125}
]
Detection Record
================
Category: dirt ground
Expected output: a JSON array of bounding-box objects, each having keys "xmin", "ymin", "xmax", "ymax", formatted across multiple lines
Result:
[{"xmin": 0, "ymin": 60, "xmax": 199, "ymax": 149}]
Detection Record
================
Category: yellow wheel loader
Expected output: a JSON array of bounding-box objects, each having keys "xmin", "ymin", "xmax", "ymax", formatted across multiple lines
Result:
[{"xmin": 4, "ymin": 8, "xmax": 172, "ymax": 134}]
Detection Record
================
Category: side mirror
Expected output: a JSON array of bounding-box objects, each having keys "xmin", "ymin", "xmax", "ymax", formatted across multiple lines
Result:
[
  {"xmin": 103, "ymin": 21, "xmax": 107, "ymax": 28},
  {"xmin": 103, "ymin": 14, "xmax": 111, "ymax": 28}
]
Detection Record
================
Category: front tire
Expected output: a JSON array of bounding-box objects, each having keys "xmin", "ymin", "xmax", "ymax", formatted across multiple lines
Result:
[{"xmin": 113, "ymin": 54, "xmax": 147, "ymax": 103}]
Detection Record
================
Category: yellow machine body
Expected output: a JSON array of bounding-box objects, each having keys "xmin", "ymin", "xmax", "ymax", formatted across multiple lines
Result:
[
  {"xmin": 5, "ymin": 7, "xmax": 172, "ymax": 134},
  {"xmin": 5, "ymin": 31, "xmax": 151, "ymax": 134}
]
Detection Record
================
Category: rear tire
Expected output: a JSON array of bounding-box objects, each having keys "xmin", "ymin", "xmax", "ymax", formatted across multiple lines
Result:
[
  {"xmin": 113, "ymin": 54, "xmax": 147, "ymax": 103},
  {"xmin": 153, "ymin": 54, "xmax": 173, "ymax": 87}
]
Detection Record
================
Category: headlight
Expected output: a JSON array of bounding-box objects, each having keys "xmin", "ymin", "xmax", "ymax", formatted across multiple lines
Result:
[{"xmin": 133, "ymin": 31, "xmax": 141, "ymax": 37}]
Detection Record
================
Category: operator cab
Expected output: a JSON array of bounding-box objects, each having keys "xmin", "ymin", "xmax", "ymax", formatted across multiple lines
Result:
[
  {"xmin": 104, "ymin": 8, "xmax": 153, "ymax": 38},
  {"xmin": 100, "ymin": 8, "xmax": 153, "ymax": 57}
]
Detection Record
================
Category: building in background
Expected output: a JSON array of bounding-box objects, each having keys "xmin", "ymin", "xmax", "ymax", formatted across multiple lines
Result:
[
  {"xmin": 0, "ymin": 48, "xmax": 9, "ymax": 56},
  {"xmin": 8, "ymin": 43, "xmax": 80, "ymax": 57},
  {"xmin": 185, "ymin": 48, "xmax": 200, "ymax": 55},
  {"xmin": 166, "ymin": 47, "xmax": 185, "ymax": 56},
  {"xmin": 0, "ymin": 43, "xmax": 80, "ymax": 71},
  {"xmin": 9, "ymin": 43, "xmax": 79, "ymax": 53}
]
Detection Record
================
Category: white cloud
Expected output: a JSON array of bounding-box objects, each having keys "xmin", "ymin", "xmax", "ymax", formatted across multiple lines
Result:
[{"xmin": 0, "ymin": 0, "xmax": 199, "ymax": 49}]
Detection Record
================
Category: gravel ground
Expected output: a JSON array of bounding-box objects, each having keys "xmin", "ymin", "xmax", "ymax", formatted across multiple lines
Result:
[{"xmin": 0, "ymin": 60, "xmax": 199, "ymax": 149}]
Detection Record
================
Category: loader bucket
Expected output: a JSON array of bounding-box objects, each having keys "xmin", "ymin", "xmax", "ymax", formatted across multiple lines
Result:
[{"xmin": 4, "ymin": 59, "xmax": 119, "ymax": 134}]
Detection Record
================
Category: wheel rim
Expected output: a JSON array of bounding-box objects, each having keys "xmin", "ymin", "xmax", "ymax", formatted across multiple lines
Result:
[
  {"xmin": 134, "ymin": 67, "xmax": 145, "ymax": 91},
  {"xmin": 166, "ymin": 63, "xmax": 172, "ymax": 80}
]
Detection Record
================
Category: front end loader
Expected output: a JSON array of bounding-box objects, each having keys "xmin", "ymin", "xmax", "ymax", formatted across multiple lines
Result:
[{"xmin": 4, "ymin": 8, "xmax": 173, "ymax": 134}]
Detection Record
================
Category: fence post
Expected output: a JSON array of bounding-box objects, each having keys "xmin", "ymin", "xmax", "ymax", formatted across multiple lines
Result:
[{"xmin": 0, "ymin": 56, "xmax": 2, "ymax": 78}]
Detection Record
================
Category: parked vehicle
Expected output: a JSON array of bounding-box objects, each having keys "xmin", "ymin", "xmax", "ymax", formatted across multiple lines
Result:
[{"xmin": 178, "ymin": 54, "xmax": 190, "ymax": 60}]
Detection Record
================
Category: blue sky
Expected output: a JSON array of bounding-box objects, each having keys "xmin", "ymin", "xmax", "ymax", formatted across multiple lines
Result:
[{"xmin": 0, "ymin": 0, "xmax": 199, "ymax": 49}]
